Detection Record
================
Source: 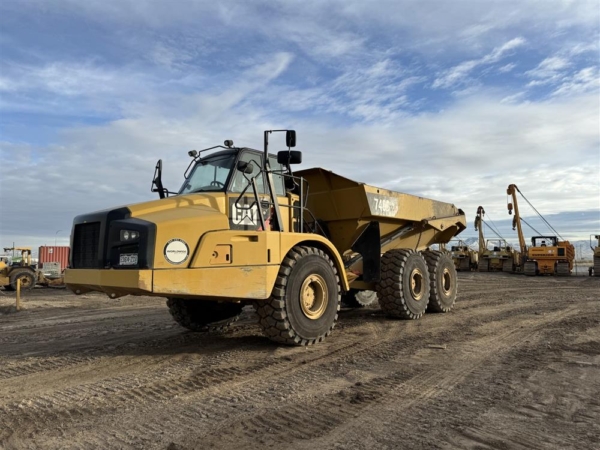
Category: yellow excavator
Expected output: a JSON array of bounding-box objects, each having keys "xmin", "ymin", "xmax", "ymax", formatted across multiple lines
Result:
[{"xmin": 507, "ymin": 185, "xmax": 574, "ymax": 276}]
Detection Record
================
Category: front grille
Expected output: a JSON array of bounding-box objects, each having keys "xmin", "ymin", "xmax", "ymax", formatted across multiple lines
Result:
[{"xmin": 72, "ymin": 222, "xmax": 101, "ymax": 268}]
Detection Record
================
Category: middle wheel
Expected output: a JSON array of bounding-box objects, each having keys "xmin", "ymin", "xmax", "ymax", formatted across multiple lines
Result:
[
  {"xmin": 257, "ymin": 246, "xmax": 341, "ymax": 346},
  {"xmin": 376, "ymin": 249, "xmax": 430, "ymax": 319}
]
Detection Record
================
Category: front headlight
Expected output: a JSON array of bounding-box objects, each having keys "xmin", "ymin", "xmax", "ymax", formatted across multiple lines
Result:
[{"xmin": 120, "ymin": 230, "xmax": 139, "ymax": 241}]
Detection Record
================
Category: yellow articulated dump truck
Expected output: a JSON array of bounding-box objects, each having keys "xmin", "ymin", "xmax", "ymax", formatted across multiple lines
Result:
[{"xmin": 65, "ymin": 130, "xmax": 466, "ymax": 346}]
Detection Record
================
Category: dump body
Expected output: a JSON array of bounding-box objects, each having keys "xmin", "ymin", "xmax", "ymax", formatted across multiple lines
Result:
[{"xmin": 297, "ymin": 168, "xmax": 466, "ymax": 282}]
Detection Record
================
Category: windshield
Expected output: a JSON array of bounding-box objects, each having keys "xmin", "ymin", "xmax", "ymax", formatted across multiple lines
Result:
[{"xmin": 179, "ymin": 153, "xmax": 235, "ymax": 194}]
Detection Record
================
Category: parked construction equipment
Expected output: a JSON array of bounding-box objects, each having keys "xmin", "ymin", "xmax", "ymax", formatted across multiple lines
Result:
[
  {"xmin": 590, "ymin": 235, "xmax": 600, "ymax": 277},
  {"xmin": 448, "ymin": 240, "xmax": 478, "ymax": 271},
  {"xmin": 474, "ymin": 206, "xmax": 520, "ymax": 272},
  {"xmin": 0, "ymin": 247, "xmax": 37, "ymax": 291},
  {"xmin": 507, "ymin": 184, "xmax": 574, "ymax": 276},
  {"xmin": 0, "ymin": 246, "xmax": 68, "ymax": 290},
  {"xmin": 65, "ymin": 130, "xmax": 467, "ymax": 345}
]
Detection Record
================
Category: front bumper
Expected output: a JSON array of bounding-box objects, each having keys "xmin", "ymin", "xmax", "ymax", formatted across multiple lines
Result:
[
  {"xmin": 65, "ymin": 268, "xmax": 153, "ymax": 297},
  {"xmin": 65, "ymin": 265, "xmax": 277, "ymax": 300}
]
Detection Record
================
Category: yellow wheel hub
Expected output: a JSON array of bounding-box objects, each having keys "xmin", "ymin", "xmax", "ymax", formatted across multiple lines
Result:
[
  {"xmin": 410, "ymin": 268, "xmax": 424, "ymax": 301},
  {"xmin": 18, "ymin": 275, "xmax": 33, "ymax": 288},
  {"xmin": 442, "ymin": 268, "xmax": 452, "ymax": 295},
  {"xmin": 300, "ymin": 274, "xmax": 328, "ymax": 320}
]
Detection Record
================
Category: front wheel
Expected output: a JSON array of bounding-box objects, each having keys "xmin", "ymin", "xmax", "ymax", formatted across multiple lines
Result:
[
  {"xmin": 9, "ymin": 269, "xmax": 36, "ymax": 291},
  {"xmin": 166, "ymin": 298, "xmax": 243, "ymax": 332},
  {"xmin": 257, "ymin": 246, "xmax": 341, "ymax": 346}
]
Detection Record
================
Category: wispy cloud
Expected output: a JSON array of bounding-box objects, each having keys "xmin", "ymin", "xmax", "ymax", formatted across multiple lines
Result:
[
  {"xmin": 432, "ymin": 37, "xmax": 526, "ymax": 89},
  {"xmin": 1, "ymin": 0, "xmax": 599, "ymax": 247}
]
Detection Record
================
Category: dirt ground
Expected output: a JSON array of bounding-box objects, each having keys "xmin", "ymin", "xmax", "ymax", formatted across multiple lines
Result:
[{"xmin": 1, "ymin": 273, "xmax": 599, "ymax": 450}]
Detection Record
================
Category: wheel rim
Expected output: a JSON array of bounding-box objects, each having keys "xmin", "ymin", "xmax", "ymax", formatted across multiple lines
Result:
[
  {"xmin": 19, "ymin": 275, "xmax": 32, "ymax": 288},
  {"xmin": 300, "ymin": 274, "xmax": 328, "ymax": 320},
  {"xmin": 410, "ymin": 268, "xmax": 424, "ymax": 301},
  {"xmin": 442, "ymin": 268, "xmax": 452, "ymax": 294}
]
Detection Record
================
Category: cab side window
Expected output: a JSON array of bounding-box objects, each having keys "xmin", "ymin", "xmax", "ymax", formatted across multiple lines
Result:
[
  {"xmin": 230, "ymin": 152, "xmax": 265, "ymax": 194},
  {"xmin": 268, "ymin": 157, "xmax": 286, "ymax": 197}
]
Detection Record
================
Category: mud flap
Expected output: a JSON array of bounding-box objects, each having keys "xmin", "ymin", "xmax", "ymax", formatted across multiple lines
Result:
[{"xmin": 351, "ymin": 221, "xmax": 381, "ymax": 283}]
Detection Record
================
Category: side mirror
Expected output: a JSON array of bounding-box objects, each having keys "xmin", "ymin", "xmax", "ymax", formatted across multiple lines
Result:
[
  {"xmin": 236, "ymin": 160, "xmax": 254, "ymax": 174},
  {"xmin": 286, "ymin": 130, "xmax": 296, "ymax": 148},
  {"xmin": 151, "ymin": 159, "xmax": 166, "ymax": 199},
  {"xmin": 277, "ymin": 150, "xmax": 302, "ymax": 165}
]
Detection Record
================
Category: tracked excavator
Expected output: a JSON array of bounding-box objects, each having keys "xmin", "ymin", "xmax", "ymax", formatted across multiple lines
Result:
[{"xmin": 507, "ymin": 184, "xmax": 574, "ymax": 276}]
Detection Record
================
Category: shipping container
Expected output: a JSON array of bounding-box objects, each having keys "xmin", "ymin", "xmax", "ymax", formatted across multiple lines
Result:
[{"xmin": 38, "ymin": 246, "xmax": 70, "ymax": 272}]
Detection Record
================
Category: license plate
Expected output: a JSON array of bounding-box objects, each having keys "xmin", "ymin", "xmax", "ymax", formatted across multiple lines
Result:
[{"xmin": 119, "ymin": 253, "xmax": 138, "ymax": 266}]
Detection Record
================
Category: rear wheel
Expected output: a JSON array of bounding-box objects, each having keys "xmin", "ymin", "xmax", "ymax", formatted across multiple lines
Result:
[
  {"xmin": 166, "ymin": 298, "xmax": 243, "ymax": 332},
  {"xmin": 9, "ymin": 269, "xmax": 36, "ymax": 291},
  {"xmin": 423, "ymin": 251, "xmax": 457, "ymax": 313},
  {"xmin": 524, "ymin": 261, "xmax": 537, "ymax": 276},
  {"xmin": 257, "ymin": 246, "xmax": 341, "ymax": 346},
  {"xmin": 342, "ymin": 289, "xmax": 378, "ymax": 308},
  {"xmin": 376, "ymin": 249, "xmax": 430, "ymax": 320}
]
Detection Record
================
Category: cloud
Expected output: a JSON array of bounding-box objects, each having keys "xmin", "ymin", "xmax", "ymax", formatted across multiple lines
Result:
[
  {"xmin": 432, "ymin": 37, "xmax": 526, "ymax": 89},
  {"xmin": 1, "ymin": 0, "xmax": 599, "ymax": 248},
  {"xmin": 2, "ymin": 89, "xmax": 598, "ymax": 246}
]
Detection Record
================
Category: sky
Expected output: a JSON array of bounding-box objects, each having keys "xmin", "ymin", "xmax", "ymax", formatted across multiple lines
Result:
[{"xmin": 0, "ymin": 0, "xmax": 599, "ymax": 254}]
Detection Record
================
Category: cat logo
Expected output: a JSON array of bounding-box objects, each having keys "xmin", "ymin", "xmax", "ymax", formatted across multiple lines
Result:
[{"xmin": 229, "ymin": 197, "xmax": 270, "ymax": 230}]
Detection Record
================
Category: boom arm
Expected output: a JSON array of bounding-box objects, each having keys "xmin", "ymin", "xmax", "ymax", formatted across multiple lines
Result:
[
  {"xmin": 474, "ymin": 206, "xmax": 485, "ymax": 257},
  {"xmin": 507, "ymin": 184, "xmax": 527, "ymax": 253}
]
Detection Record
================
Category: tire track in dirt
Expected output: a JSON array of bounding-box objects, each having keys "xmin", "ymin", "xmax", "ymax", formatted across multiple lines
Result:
[
  {"xmin": 0, "ymin": 316, "xmax": 398, "ymax": 447},
  {"xmin": 1, "ymin": 276, "xmax": 597, "ymax": 449},
  {"xmin": 195, "ymin": 305, "xmax": 581, "ymax": 450},
  {"xmin": 0, "ymin": 299, "xmax": 555, "ymax": 450}
]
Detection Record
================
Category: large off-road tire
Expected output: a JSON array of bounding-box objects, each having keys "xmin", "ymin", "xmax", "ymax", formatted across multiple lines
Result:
[
  {"xmin": 423, "ymin": 251, "xmax": 457, "ymax": 313},
  {"xmin": 341, "ymin": 289, "xmax": 378, "ymax": 308},
  {"xmin": 256, "ymin": 246, "xmax": 341, "ymax": 346},
  {"xmin": 524, "ymin": 261, "xmax": 537, "ymax": 276},
  {"xmin": 556, "ymin": 262, "xmax": 571, "ymax": 276},
  {"xmin": 478, "ymin": 259, "xmax": 489, "ymax": 272},
  {"xmin": 9, "ymin": 269, "xmax": 36, "ymax": 291},
  {"xmin": 376, "ymin": 249, "xmax": 430, "ymax": 320},
  {"xmin": 502, "ymin": 259, "xmax": 514, "ymax": 273},
  {"xmin": 166, "ymin": 298, "xmax": 243, "ymax": 332}
]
